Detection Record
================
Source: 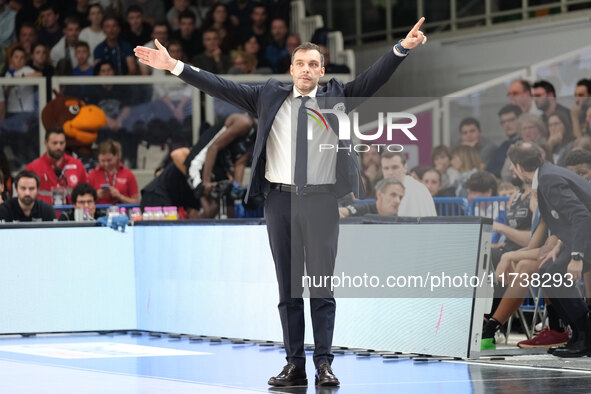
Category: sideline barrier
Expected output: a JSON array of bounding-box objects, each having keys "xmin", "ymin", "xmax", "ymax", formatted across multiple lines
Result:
[{"xmin": 0, "ymin": 217, "xmax": 492, "ymax": 358}]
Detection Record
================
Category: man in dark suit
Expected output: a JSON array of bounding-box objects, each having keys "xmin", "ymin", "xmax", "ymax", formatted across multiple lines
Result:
[
  {"xmin": 508, "ymin": 141, "xmax": 591, "ymax": 357},
  {"xmin": 134, "ymin": 18, "xmax": 427, "ymax": 386}
]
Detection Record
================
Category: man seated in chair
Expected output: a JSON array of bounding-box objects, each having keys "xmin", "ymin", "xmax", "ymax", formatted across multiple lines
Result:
[{"xmin": 338, "ymin": 178, "xmax": 405, "ymax": 218}]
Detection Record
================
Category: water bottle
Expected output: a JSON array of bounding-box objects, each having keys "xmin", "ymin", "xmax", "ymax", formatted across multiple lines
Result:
[
  {"xmin": 131, "ymin": 207, "xmax": 142, "ymax": 223},
  {"xmin": 163, "ymin": 206, "xmax": 178, "ymax": 220},
  {"xmin": 83, "ymin": 207, "xmax": 94, "ymax": 221},
  {"xmin": 153, "ymin": 207, "xmax": 164, "ymax": 221}
]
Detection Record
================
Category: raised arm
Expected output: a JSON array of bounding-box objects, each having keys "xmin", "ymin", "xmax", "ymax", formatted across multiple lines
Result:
[{"xmin": 134, "ymin": 39, "xmax": 260, "ymax": 114}]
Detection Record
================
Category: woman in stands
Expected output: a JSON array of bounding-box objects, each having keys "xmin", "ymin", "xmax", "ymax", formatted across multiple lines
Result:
[
  {"xmin": 431, "ymin": 144, "xmax": 459, "ymax": 189},
  {"xmin": 547, "ymin": 111, "xmax": 575, "ymax": 166},
  {"xmin": 88, "ymin": 139, "xmax": 140, "ymax": 205},
  {"xmin": 450, "ymin": 145, "xmax": 481, "ymax": 197}
]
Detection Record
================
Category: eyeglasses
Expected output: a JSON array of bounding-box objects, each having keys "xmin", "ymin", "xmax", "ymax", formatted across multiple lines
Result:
[{"xmin": 500, "ymin": 118, "xmax": 517, "ymax": 125}]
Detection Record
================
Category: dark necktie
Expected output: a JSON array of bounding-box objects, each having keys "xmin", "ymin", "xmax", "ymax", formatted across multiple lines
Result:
[{"xmin": 294, "ymin": 96, "xmax": 310, "ymax": 189}]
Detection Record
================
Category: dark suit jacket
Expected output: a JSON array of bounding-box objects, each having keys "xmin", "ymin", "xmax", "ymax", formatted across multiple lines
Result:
[
  {"xmin": 537, "ymin": 162, "xmax": 591, "ymax": 267},
  {"xmin": 176, "ymin": 48, "xmax": 406, "ymax": 201}
]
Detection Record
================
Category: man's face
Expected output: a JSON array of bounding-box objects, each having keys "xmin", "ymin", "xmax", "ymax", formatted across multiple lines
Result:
[
  {"xmin": 168, "ymin": 44, "xmax": 183, "ymax": 61},
  {"xmin": 127, "ymin": 11, "xmax": 142, "ymax": 30},
  {"xmin": 286, "ymin": 35, "xmax": 301, "ymax": 55},
  {"xmin": 533, "ymin": 87, "xmax": 551, "ymax": 111},
  {"xmin": 233, "ymin": 54, "xmax": 248, "ymax": 73},
  {"xmin": 508, "ymin": 81, "xmax": 532, "ymax": 110},
  {"xmin": 422, "ymin": 170, "xmax": 442, "ymax": 197},
  {"xmin": 45, "ymin": 133, "xmax": 66, "ymax": 161},
  {"xmin": 74, "ymin": 193, "xmax": 96, "ymax": 217},
  {"xmin": 499, "ymin": 112, "xmax": 518, "ymax": 137},
  {"xmin": 567, "ymin": 163, "xmax": 591, "ymax": 181},
  {"xmin": 88, "ymin": 6, "xmax": 103, "ymax": 26},
  {"xmin": 509, "ymin": 162, "xmax": 532, "ymax": 184},
  {"xmin": 19, "ymin": 26, "xmax": 37, "ymax": 46},
  {"xmin": 10, "ymin": 49, "xmax": 26, "ymax": 70},
  {"xmin": 179, "ymin": 17, "xmax": 195, "ymax": 37},
  {"xmin": 467, "ymin": 189, "xmax": 492, "ymax": 202},
  {"xmin": 152, "ymin": 25, "xmax": 168, "ymax": 44},
  {"xmin": 251, "ymin": 6, "xmax": 267, "ymax": 26},
  {"xmin": 64, "ymin": 22, "xmax": 81, "ymax": 45},
  {"xmin": 103, "ymin": 19, "xmax": 120, "ymax": 40},
  {"xmin": 460, "ymin": 124, "xmax": 481, "ymax": 147},
  {"xmin": 290, "ymin": 49, "xmax": 324, "ymax": 94},
  {"xmin": 202, "ymin": 31, "xmax": 219, "ymax": 51},
  {"xmin": 17, "ymin": 177, "xmax": 38, "ymax": 207},
  {"xmin": 98, "ymin": 62, "xmax": 115, "ymax": 75},
  {"xmin": 575, "ymin": 85, "xmax": 590, "ymax": 107},
  {"xmin": 376, "ymin": 183, "xmax": 405, "ymax": 215},
  {"xmin": 270, "ymin": 19, "xmax": 287, "ymax": 42},
  {"xmin": 173, "ymin": 0, "xmax": 189, "ymax": 11},
  {"xmin": 75, "ymin": 46, "xmax": 89, "ymax": 65},
  {"xmin": 362, "ymin": 146, "xmax": 380, "ymax": 168},
  {"xmin": 380, "ymin": 156, "xmax": 407, "ymax": 182},
  {"xmin": 40, "ymin": 9, "xmax": 59, "ymax": 29}
]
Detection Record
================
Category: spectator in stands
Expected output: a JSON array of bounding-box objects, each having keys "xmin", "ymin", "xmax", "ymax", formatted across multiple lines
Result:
[
  {"xmin": 4, "ymin": 23, "xmax": 37, "ymax": 73},
  {"xmin": 497, "ymin": 181, "xmax": 518, "ymax": 197},
  {"xmin": 421, "ymin": 167, "xmax": 455, "ymax": 197},
  {"xmin": 29, "ymin": 43, "xmax": 53, "ymax": 76},
  {"xmin": 191, "ymin": 29, "xmax": 232, "ymax": 74},
  {"xmin": 121, "ymin": 5, "xmax": 151, "ymax": 48},
  {"xmin": 88, "ymin": 139, "xmax": 139, "ymax": 205},
  {"xmin": 547, "ymin": 111, "xmax": 575, "ymax": 167},
  {"xmin": 227, "ymin": 0, "xmax": 255, "ymax": 38},
  {"xmin": 533, "ymin": 80, "xmax": 572, "ymax": 130},
  {"xmin": 572, "ymin": 78, "xmax": 591, "ymax": 139},
  {"xmin": 572, "ymin": 135, "xmax": 591, "ymax": 152},
  {"xmin": 228, "ymin": 51, "xmax": 257, "ymax": 74},
  {"xmin": 486, "ymin": 104, "xmax": 522, "ymax": 178},
  {"xmin": 171, "ymin": 10, "xmax": 203, "ymax": 60},
  {"xmin": 409, "ymin": 164, "xmax": 430, "ymax": 181},
  {"xmin": 25, "ymin": 127, "xmax": 87, "ymax": 204},
  {"xmin": 37, "ymin": 4, "xmax": 62, "ymax": 49},
  {"xmin": 72, "ymin": 41, "xmax": 93, "ymax": 75},
  {"xmin": 65, "ymin": 0, "xmax": 90, "ymax": 28},
  {"xmin": 0, "ymin": 151, "xmax": 11, "ymax": 202},
  {"xmin": 339, "ymin": 178, "xmax": 405, "ymax": 218},
  {"xmin": 508, "ymin": 79, "xmax": 541, "ymax": 116},
  {"xmin": 565, "ymin": 149, "xmax": 591, "ymax": 181},
  {"xmin": 450, "ymin": 145, "xmax": 481, "ymax": 198},
  {"xmin": 93, "ymin": 15, "xmax": 137, "ymax": 75},
  {"xmin": 0, "ymin": 0, "xmax": 16, "ymax": 66},
  {"xmin": 507, "ymin": 141, "xmax": 591, "ymax": 357},
  {"xmin": 248, "ymin": 4, "xmax": 269, "ymax": 46},
  {"xmin": 360, "ymin": 145, "xmax": 381, "ymax": 198},
  {"xmin": 516, "ymin": 113, "xmax": 547, "ymax": 142},
  {"xmin": 0, "ymin": 171, "xmax": 5, "ymax": 204},
  {"xmin": 318, "ymin": 45, "xmax": 350, "ymax": 74},
  {"xmin": 166, "ymin": 0, "xmax": 200, "ymax": 31},
  {"xmin": 464, "ymin": 170, "xmax": 497, "ymax": 202},
  {"xmin": 265, "ymin": 18, "xmax": 288, "ymax": 73},
  {"xmin": 0, "ymin": 170, "xmax": 56, "ymax": 221},
  {"xmin": 431, "ymin": 145, "xmax": 459, "ymax": 189},
  {"xmin": 202, "ymin": 3, "xmax": 235, "ymax": 54},
  {"xmin": 58, "ymin": 182, "xmax": 105, "ymax": 221},
  {"xmin": 380, "ymin": 151, "xmax": 436, "ymax": 217},
  {"xmin": 121, "ymin": 0, "xmax": 165, "ymax": 26},
  {"xmin": 138, "ymin": 21, "xmax": 169, "ymax": 75},
  {"xmin": 78, "ymin": 3, "xmax": 105, "ymax": 56},
  {"xmin": 87, "ymin": 60, "xmax": 132, "ymax": 131},
  {"xmin": 1, "ymin": 46, "xmax": 37, "ymax": 132},
  {"xmin": 458, "ymin": 117, "xmax": 497, "ymax": 167},
  {"xmin": 241, "ymin": 34, "xmax": 270, "ymax": 71},
  {"xmin": 50, "ymin": 16, "xmax": 82, "ymax": 75}
]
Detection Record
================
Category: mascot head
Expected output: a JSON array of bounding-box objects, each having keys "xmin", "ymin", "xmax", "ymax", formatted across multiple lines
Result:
[{"xmin": 42, "ymin": 91, "xmax": 107, "ymax": 154}]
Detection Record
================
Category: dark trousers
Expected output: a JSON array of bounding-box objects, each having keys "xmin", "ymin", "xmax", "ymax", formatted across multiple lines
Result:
[
  {"xmin": 264, "ymin": 189, "xmax": 339, "ymax": 369},
  {"xmin": 539, "ymin": 248, "xmax": 588, "ymax": 324}
]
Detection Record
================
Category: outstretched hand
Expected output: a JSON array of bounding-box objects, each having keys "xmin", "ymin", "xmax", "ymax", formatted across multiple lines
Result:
[
  {"xmin": 400, "ymin": 17, "xmax": 427, "ymax": 49},
  {"xmin": 134, "ymin": 39, "xmax": 178, "ymax": 72}
]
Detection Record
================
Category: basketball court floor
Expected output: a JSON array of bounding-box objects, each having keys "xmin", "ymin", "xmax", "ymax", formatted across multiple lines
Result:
[{"xmin": 1, "ymin": 332, "xmax": 591, "ymax": 393}]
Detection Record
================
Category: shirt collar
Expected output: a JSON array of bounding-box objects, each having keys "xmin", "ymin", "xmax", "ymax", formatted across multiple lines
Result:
[
  {"xmin": 532, "ymin": 168, "xmax": 540, "ymax": 192},
  {"xmin": 292, "ymin": 85, "xmax": 318, "ymax": 98}
]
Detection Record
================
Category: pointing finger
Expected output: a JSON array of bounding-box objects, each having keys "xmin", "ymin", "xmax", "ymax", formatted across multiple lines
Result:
[{"xmin": 410, "ymin": 17, "xmax": 425, "ymax": 35}]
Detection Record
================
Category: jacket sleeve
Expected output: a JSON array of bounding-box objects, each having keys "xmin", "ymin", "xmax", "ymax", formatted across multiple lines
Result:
[
  {"xmin": 176, "ymin": 63, "xmax": 262, "ymax": 115},
  {"xmin": 542, "ymin": 174, "xmax": 591, "ymax": 259},
  {"xmin": 344, "ymin": 48, "xmax": 406, "ymax": 98}
]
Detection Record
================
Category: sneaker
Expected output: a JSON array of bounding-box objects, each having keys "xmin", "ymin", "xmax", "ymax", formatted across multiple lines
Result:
[
  {"xmin": 517, "ymin": 328, "xmax": 570, "ymax": 348},
  {"xmin": 481, "ymin": 337, "xmax": 496, "ymax": 350}
]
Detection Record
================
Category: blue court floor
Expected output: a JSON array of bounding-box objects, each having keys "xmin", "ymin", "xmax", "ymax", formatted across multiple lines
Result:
[{"xmin": 1, "ymin": 332, "xmax": 591, "ymax": 393}]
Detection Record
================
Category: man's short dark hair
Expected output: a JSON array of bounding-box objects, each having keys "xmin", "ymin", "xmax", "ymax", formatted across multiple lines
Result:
[
  {"xmin": 126, "ymin": 4, "xmax": 143, "ymax": 16},
  {"xmin": 459, "ymin": 117, "xmax": 480, "ymax": 132},
  {"xmin": 507, "ymin": 141, "xmax": 544, "ymax": 172},
  {"xmin": 498, "ymin": 104, "xmax": 522, "ymax": 118},
  {"xmin": 75, "ymin": 40, "xmax": 90, "ymax": 50},
  {"xmin": 576, "ymin": 78, "xmax": 591, "ymax": 95},
  {"xmin": 71, "ymin": 182, "xmax": 97, "ymax": 204},
  {"xmin": 533, "ymin": 80, "xmax": 556, "ymax": 96},
  {"xmin": 291, "ymin": 42, "xmax": 324, "ymax": 68},
  {"xmin": 101, "ymin": 14, "xmax": 121, "ymax": 28},
  {"xmin": 375, "ymin": 177, "xmax": 405, "ymax": 192},
  {"xmin": 64, "ymin": 16, "xmax": 81, "ymax": 28},
  {"xmin": 14, "ymin": 170, "xmax": 40, "ymax": 189},
  {"xmin": 39, "ymin": 4, "xmax": 58, "ymax": 15},
  {"xmin": 45, "ymin": 126, "xmax": 65, "ymax": 141},
  {"xmin": 178, "ymin": 9, "xmax": 196, "ymax": 22},
  {"xmin": 88, "ymin": 3, "xmax": 103, "ymax": 14},
  {"xmin": 431, "ymin": 145, "xmax": 452, "ymax": 162},
  {"xmin": 517, "ymin": 79, "xmax": 532, "ymax": 93},
  {"xmin": 464, "ymin": 171, "xmax": 498, "ymax": 195},
  {"xmin": 565, "ymin": 149, "xmax": 591, "ymax": 167},
  {"xmin": 380, "ymin": 151, "xmax": 406, "ymax": 165}
]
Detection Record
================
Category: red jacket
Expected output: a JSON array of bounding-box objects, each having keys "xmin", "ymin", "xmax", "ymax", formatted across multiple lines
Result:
[
  {"xmin": 25, "ymin": 153, "xmax": 88, "ymax": 204},
  {"xmin": 88, "ymin": 162, "xmax": 139, "ymax": 204}
]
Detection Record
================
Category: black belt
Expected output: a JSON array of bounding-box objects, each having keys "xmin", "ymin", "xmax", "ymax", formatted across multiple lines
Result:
[{"xmin": 270, "ymin": 183, "xmax": 334, "ymax": 195}]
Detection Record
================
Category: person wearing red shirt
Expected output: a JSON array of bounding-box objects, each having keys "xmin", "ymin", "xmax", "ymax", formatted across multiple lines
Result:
[
  {"xmin": 25, "ymin": 127, "xmax": 87, "ymax": 204},
  {"xmin": 88, "ymin": 139, "xmax": 139, "ymax": 204}
]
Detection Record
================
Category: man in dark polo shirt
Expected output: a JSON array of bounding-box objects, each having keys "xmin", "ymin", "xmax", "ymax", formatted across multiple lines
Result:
[{"xmin": 0, "ymin": 171, "xmax": 56, "ymax": 222}]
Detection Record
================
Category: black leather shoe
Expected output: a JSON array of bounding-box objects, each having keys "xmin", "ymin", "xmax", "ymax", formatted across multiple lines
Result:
[
  {"xmin": 315, "ymin": 363, "xmax": 340, "ymax": 386},
  {"xmin": 552, "ymin": 335, "xmax": 591, "ymax": 358},
  {"xmin": 268, "ymin": 363, "xmax": 308, "ymax": 387}
]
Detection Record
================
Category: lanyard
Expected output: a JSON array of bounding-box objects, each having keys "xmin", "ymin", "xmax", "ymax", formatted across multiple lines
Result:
[{"xmin": 104, "ymin": 169, "xmax": 117, "ymax": 187}]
